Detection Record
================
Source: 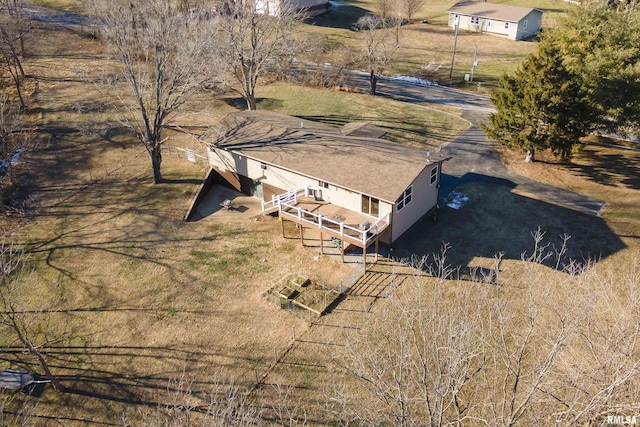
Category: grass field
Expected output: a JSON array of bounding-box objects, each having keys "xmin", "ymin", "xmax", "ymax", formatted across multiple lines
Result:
[
  {"xmin": 0, "ymin": 25, "xmax": 469, "ymax": 425},
  {"xmin": 300, "ymin": 0, "xmax": 572, "ymax": 89},
  {"xmin": 1, "ymin": 2, "xmax": 638, "ymax": 425},
  {"xmin": 252, "ymin": 84, "xmax": 469, "ymax": 149},
  {"xmin": 28, "ymin": 0, "xmax": 574, "ymax": 90}
]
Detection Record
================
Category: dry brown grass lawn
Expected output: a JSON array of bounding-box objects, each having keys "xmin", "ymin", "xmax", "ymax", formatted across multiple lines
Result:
[
  {"xmin": 2, "ymin": 27, "xmax": 357, "ymax": 425},
  {"xmin": 302, "ymin": 17, "xmax": 538, "ymax": 91},
  {"xmin": 249, "ymin": 140, "xmax": 640, "ymax": 422},
  {"xmin": 29, "ymin": 0, "xmax": 553, "ymax": 90},
  {"xmin": 500, "ymin": 141, "xmax": 640, "ymax": 246},
  {"xmin": 1, "ymin": 10, "xmax": 638, "ymax": 426},
  {"xmin": 301, "ymin": 0, "xmax": 565, "ymax": 90},
  {"xmin": 3, "ymin": 22, "xmax": 468, "ymax": 425}
]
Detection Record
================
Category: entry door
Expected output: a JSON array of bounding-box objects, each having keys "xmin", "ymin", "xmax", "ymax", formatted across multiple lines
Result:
[{"xmin": 251, "ymin": 180, "xmax": 263, "ymax": 199}]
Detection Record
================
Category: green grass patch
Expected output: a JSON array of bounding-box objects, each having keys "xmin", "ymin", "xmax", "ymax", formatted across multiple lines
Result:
[{"xmin": 257, "ymin": 83, "xmax": 469, "ymax": 149}]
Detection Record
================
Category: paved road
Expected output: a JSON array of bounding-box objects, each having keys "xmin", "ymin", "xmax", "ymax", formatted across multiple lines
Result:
[
  {"xmin": 23, "ymin": 3, "xmax": 95, "ymax": 29},
  {"xmin": 343, "ymin": 71, "xmax": 608, "ymax": 216}
]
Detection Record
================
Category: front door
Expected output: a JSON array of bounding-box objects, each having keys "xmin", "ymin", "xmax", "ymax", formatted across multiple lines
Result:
[{"xmin": 251, "ymin": 180, "xmax": 263, "ymax": 199}]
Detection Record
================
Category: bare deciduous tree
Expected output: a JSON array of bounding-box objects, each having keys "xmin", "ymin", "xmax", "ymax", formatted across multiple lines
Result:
[
  {"xmin": 374, "ymin": 0, "xmax": 393, "ymax": 22},
  {"xmin": 551, "ymin": 262, "xmax": 640, "ymax": 426},
  {"xmin": 374, "ymin": 0, "xmax": 424, "ymax": 47},
  {"xmin": 354, "ymin": 14, "xmax": 396, "ymax": 95},
  {"xmin": 403, "ymin": 0, "xmax": 425, "ymax": 22},
  {"xmin": 1, "ymin": 389, "xmax": 36, "ymax": 427},
  {"xmin": 0, "ymin": 0, "xmax": 30, "ymax": 108},
  {"xmin": 0, "ymin": 238, "xmax": 65, "ymax": 391},
  {"xmin": 332, "ymin": 231, "xmax": 640, "ymax": 426},
  {"xmin": 128, "ymin": 374, "xmax": 259, "ymax": 426},
  {"xmin": 123, "ymin": 372, "xmax": 308, "ymax": 426},
  {"xmin": 95, "ymin": 0, "xmax": 222, "ymax": 183},
  {"xmin": 332, "ymin": 268, "xmax": 489, "ymax": 426},
  {"xmin": 0, "ymin": 93, "xmax": 32, "ymax": 195},
  {"xmin": 219, "ymin": 0, "xmax": 304, "ymax": 111}
]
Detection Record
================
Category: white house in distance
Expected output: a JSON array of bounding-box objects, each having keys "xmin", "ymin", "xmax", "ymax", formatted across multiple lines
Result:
[
  {"xmin": 207, "ymin": 111, "xmax": 450, "ymax": 261},
  {"xmin": 447, "ymin": 1, "xmax": 543, "ymax": 41},
  {"xmin": 255, "ymin": 0, "xmax": 329, "ymax": 16}
]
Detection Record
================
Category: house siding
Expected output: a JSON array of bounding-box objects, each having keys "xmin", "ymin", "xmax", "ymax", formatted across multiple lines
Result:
[
  {"xmin": 450, "ymin": 13, "xmax": 515, "ymax": 38},
  {"xmin": 515, "ymin": 10, "xmax": 542, "ymax": 40},
  {"xmin": 209, "ymin": 146, "xmax": 393, "ymax": 221},
  {"xmin": 391, "ymin": 163, "xmax": 440, "ymax": 242},
  {"xmin": 448, "ymin": 7, "xmax": 542, "ymax": 40}
]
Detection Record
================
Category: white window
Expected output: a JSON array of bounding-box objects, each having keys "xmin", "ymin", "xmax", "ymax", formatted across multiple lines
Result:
[
  {"xmin": 522, "ymin": 20, "xmax": 528, "ymax": 29},
  {"xmin": 471, "ymin": 16, "xmax": 480, "ymax": 24},
  {"xmin": 260, "ymin": 162, "xmax": 267, "ymax": 170},
  {"xmin": 361, "ymin": 195, "xmax": 380, "ymax": 217},
  {"xmin": 318, "ymin": 180, "xmax": 329, "ymax": 189},
  {"xmin": 430, "ymin": 166, "xmax": 438, "ymax": 185},
  {"xmin": 504, "ymin": 22, "xmax": 510, "ymax": 29},
  {"xmin": 396, "ymin": 186, "xmax": 413, "ymax": 212}
]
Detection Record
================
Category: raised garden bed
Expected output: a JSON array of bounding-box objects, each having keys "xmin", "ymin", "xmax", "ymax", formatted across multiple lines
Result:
[{"xmin": 265, "ymin": 273, "xmax": 342, "ymax": 318}]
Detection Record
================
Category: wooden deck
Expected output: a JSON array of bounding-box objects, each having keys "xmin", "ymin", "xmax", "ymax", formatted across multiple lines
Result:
[{"xmin": 279, "ymin": 196, "xmax": 390, "ymax": 249}]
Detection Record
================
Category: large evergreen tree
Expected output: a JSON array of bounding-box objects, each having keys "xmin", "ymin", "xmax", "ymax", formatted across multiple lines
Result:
[
  {"xmin": 483, "ymin": 40, "xmax": 594, "ymax": 160},
  {"xmin": 484, "ymin": 2, "xmax": 640, "ymax": 159},
  {"xmin": 550, "ymin": 2, "xmax": 640, "ymax": 134}
]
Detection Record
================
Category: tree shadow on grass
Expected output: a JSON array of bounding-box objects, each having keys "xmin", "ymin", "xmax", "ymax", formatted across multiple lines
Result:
[
  {"xmin": 392, "ymin": 180, "xmax": 626, "ymax": 273},
  {"xmin": 295, "ymin": 113, "xmax": 455, "ymax": 143},
  {"xmin": 2, "ymin": 343, "xmax": 261, "ymax": 424},
  {"xmin": 564, "ymin": 144, "xmax": 640, "ymax": 190},
  {"xmin": 223, "ymin": 97, "xmax": 285, "ymax": 111},
  {"xmin": 306, "ymin": 4, "xmax": 369, "ymax": 30},
  {"xmin": 161, "ymin": 178, "xmax": 203, "ymax": 185}
]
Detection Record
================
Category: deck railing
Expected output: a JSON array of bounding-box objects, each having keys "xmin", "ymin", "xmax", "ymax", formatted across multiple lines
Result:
[
  {"xmin": 280, "ymin": 200, "xmax": 390, "ymax": 246},
  {"xmin": 262, "ymin": 185, "xmax": 390, "ymax": 245},
  {"xmin": 262, "ymin": 186, "xmax": 311, "ymax": 213}
]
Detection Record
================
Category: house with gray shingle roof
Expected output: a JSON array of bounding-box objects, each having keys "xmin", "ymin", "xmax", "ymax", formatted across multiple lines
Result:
[
  {"xmin": 207, "ymin": 111, "xmax": 450, "ymax": 251},
  {"xmin": 447, "ymin": 1, "xmax": 543, "ymax": 40}
]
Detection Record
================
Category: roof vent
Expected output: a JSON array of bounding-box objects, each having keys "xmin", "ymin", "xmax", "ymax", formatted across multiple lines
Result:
[{"xmin": 301, "ymin": 121, "xmax": 304, "ymax": 128}]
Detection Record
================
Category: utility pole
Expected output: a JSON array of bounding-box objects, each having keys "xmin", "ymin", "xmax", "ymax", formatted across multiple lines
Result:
[
  {"xmin": 470, "ymin": 45, "xmax": 478, "ymax": 82},
  {"xmin": 449, "ymin": 15, "xmax": 460, "ymax": 86}
]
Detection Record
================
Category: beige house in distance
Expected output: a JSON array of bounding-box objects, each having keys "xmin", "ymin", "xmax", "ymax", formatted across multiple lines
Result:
[
  {"xmin": 207, "ymin": 111, "xmax": 450, "ymax": 260},
  {"xmin": 448, "ymin": 1, "xmax": 543, "ymax": 41}
]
